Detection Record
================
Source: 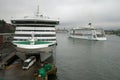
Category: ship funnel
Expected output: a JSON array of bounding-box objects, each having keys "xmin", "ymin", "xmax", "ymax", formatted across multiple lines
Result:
[
  {"xmin": 88, "ymin": 23, "xmax": 94, "ymax": 28},
  {"xmin": 88, "ymin": 23, "xmax": 92, "ymax": 26}
]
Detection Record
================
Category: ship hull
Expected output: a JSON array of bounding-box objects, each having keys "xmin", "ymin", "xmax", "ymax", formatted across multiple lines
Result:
[
  {"xmin": 14, "ymin": 45, "xmax": 55, "ymax": 53},
  {"xmin": 69, "ymin": 35, "xmax": 107, "ymax": 41},
  {"xmin": 13, "ymin": 42, "xmax": 56, "ymax": 61}
]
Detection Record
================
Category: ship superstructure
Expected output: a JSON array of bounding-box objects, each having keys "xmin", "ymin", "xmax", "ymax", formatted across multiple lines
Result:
[{"xmin": 11, "ymin": 15, "xmax": 59, "ymax": 53}]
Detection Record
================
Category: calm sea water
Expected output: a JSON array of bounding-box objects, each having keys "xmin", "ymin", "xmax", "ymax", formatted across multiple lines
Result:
[{"xmin": 56, "ymin": 33, "xmax": 120, "ymax": 80}]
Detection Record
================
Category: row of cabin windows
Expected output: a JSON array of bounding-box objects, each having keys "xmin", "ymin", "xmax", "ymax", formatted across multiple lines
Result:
[
  {"xmin": 71, "ymin": 33, "xmax": 92, "ymax": 36},
  {"xmin": 14, "ymin": 34, "xmax": 56, "ymax": 37},
  {"xmin": 16, "ymin": 30, "xmax": 55, "ymax": 32},
  {"xmin": 11, "ymin": 20, "xmax": 59, "ymax": 24},
  {"xmin": 15, "ymin": 25, "xmax": 55, "ymax": 27},
  {"xmin": 13, "ymin": 39, "xmax": 56, "ymax": 41}
]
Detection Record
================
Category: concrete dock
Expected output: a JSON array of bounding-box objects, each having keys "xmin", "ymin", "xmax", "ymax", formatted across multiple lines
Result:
[
  {"xmin": 0, "ymin": 55, "xmax": 55, "ymax": 80},
  {"xmin": 0, "ymin": 42, "xmax": 56, "ymax": 80},
  {"xmin": 0, "ymin": 61, "xmax": 39, "ymax": 80}
]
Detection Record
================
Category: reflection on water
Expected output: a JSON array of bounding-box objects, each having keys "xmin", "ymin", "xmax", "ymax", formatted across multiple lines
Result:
[{"xmin": 56, "ymin": 33, "xmax": 120, "ymax": 80}]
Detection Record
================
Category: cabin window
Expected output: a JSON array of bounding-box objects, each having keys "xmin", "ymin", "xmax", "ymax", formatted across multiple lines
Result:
[{"xmin": 93, "ymin": 35, "xmax": 96, "ymax": 38}]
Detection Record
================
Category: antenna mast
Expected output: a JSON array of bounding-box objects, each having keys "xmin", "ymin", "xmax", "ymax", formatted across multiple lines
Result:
[{"xmin": 36, "ymin": 5, "xmax": 40, "ymax": 16}]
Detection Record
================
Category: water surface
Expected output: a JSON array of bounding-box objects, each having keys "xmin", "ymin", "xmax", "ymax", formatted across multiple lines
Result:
[{"xmin": 56, "ymin": 33, "xmax": 120, "ymax": 80}]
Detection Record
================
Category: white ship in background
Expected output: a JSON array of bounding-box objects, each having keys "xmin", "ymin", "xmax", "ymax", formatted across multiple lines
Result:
[
  {"xmin": 11, "ymin": 6, "xmax": 59, "ymax": 61},
  {"xmin": 68, "ymin": 23, "xmax": 107, "ymax": 41}
]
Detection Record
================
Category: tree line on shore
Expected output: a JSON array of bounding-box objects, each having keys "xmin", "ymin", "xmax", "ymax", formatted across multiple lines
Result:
[{"xmin": 105, "ymin": 29, "xmax": 120, "ymax": 36}]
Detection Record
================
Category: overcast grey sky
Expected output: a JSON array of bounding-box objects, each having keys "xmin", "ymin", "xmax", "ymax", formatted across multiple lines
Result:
[{"xmin": 0, "ymin": 0, "xmax": 120, "ymax": 29}]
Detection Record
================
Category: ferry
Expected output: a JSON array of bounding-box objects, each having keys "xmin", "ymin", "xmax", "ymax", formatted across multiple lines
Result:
[
  {"xmin": 68, "ymin": 23, "xmax": 107, "ymax": 41},
  {"xmin": 11, "ymin": 7, "xmax": 59, "ymax": 61}
]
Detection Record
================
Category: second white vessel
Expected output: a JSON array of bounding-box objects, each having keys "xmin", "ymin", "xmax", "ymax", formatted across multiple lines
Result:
[{"xmin": 68, "ymin": 23, "xmax": 107, "ymax": 41}]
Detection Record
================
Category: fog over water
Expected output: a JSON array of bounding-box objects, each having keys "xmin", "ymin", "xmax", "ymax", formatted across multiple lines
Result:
[{"xmin": 0, "ymin": 0, "xmax": 120, "ymax": 29}]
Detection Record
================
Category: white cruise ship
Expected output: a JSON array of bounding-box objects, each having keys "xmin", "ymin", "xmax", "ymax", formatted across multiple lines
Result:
[
  {"xmin": 68, "ymin": 23, "xmax": 107, "ymax": 41},
  {"xmin": 11, "ymin": 9, "xmax": 59, "ymax": 61}
]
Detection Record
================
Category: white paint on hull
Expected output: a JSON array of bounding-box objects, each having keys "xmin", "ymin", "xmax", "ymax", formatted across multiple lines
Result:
[{"xmin": 69, "ymin": 35, "xmax": 107, "ymax": 41}]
